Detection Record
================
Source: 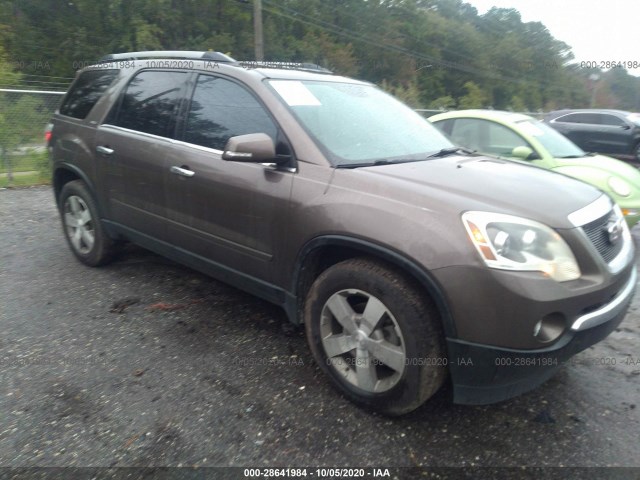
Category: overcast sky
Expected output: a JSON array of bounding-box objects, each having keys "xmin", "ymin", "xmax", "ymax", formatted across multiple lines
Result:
[{"xmin": 464, "ymin": 0, "xmax": 640, "ymax": 77}]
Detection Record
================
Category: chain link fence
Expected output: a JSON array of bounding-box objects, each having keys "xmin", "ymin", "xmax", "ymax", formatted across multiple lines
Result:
[{"xmin": 0, "ymin": 88, "xmax": 64, "ymax": 187}]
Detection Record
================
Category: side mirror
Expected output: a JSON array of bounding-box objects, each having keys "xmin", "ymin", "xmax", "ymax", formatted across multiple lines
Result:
[
  {"xmin": 222, "ymin": 133, "xmax": 278, "ymax": 163},
  {"xmin": 511, "ymin": 146, "xmax": 536, "ymax": 160}
]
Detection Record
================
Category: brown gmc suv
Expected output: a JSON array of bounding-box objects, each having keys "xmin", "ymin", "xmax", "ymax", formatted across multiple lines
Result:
[{"xmin": 50, "ymin": 51, "xmax": 636, "ymax": 415}]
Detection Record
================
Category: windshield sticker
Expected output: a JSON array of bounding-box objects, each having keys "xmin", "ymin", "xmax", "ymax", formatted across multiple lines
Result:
[
  {"xmin": 271, "ymin": 80, "xmax": 321, "ymax": 106},
  {"xmin": 519, "ymin": 121, "xmax": 544, "ymax": 137}
]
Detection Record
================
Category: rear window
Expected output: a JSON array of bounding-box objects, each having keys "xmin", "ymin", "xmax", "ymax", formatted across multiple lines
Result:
[{"xmin": 59, "ymin": 69, "xmax": 119, "ymax": 119}]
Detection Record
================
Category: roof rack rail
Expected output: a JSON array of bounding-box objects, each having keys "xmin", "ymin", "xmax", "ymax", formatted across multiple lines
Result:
[
  {"xmin": 239, "ymin": 61, "xmax": 333, "ymax": 74},
  {"xmin": 98, "ymin": 51, "xmax": 237, "ymax": 63}
]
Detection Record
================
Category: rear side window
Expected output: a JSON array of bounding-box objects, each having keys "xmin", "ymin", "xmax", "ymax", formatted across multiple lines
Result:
[
  {"xmin": 556, "ymin": 113, "xmax": 600, "ymax": 124},
  {"xmin": 59, "ymin": 69, "xmax": 119, "ymax": 119},
  {"xmin": 184, "ymin": 75, "xmax": 277, "ymax": 150},
  {"xmin": 114, "ymin": 70, "xmax": 187, "ymax": 138}
]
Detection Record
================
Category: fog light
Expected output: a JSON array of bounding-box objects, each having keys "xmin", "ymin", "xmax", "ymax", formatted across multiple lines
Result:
[{"xmin": 534, "ymin": 313, "xmax": 566, "ymax": 343}]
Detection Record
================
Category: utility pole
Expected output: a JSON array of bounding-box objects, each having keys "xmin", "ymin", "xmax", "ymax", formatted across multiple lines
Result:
[
  {"xmin": 589, "ymin": 73, "xmax": 600, "ymax": 108},
  {"xmin": 254, "ymin": 0, "xmax": 264, "ymax": 61}
]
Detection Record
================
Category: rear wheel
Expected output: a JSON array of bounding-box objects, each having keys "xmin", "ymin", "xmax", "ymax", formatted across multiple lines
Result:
[
  {"xmin": 59, "ymin": 180, "xmax": 118, "ymax": 266},
  {"xmin": 304, "ymin": 258, "xmax": 446, "ymax": 415}
]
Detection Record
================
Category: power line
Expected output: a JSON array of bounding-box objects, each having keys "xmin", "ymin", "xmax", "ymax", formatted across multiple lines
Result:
[{"xmin": 261, "ymin": 0, "xmax": 586, "ymax": 96}]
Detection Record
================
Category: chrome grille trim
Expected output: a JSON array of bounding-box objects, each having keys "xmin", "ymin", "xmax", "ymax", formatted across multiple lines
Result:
[
  {"xmin": 582, "ymin": 211, "xmax": 625, "ymax": 263},
  {"xmin": 568, "ymin": 195, "xmax": 612, "ymax": 227}
]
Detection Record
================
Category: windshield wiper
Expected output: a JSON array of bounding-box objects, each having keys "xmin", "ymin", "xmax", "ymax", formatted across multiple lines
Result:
[
  {"xmin": 427, "ymin": 147, "xmax": 475, "ymax": 158},
  {"xmin": 336, "ymin": 159, "xmax": 415, "ymax": 169}
]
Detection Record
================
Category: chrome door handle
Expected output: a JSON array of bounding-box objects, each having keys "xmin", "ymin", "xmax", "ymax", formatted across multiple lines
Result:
[
  {"xmin": 170, "ymin": 166, "xmax": 195, "ymax": 177},
  {"xmin": 96, "ymin": 145, "xmax": 114, "ymax": 155}
]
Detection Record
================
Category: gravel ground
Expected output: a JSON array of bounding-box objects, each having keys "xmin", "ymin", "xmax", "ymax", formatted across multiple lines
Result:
[{"xmin": 1, "ymin": 186, "xmax": 639, "ymax": 476}]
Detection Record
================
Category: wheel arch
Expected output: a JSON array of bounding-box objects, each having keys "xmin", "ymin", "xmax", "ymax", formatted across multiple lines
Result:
[
  {"xmin": 53, "ymin": 163, "xmax": 95, "ymax": 203},
  {"xmin": 53, "ymin": 164, "xmax": 118, "ymax": 240},
  {"xmin": 289, "ymin": 235, "xmax": 456, "ymax": 337}
]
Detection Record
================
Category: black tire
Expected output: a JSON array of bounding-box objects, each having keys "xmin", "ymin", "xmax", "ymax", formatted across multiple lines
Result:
[
  {"xmin": 304, "ymin": 258, "xmax": 446, "ymax": 416},
  {"xmin": 58, "ymin": 180, "xmax": 118, "ymax": 267}
]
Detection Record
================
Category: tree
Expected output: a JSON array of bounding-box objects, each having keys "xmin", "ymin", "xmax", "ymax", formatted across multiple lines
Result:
[
  {"xmin": 428, "ymin": 95, "xmax": 456, "ymax": 110},
  {"xmin": 458, "ymin": 81, "xmax": 487, "ymax": 109},
  {"xmin": 380, "ymin": 79, "xmax": 423, "ymax": 108}
]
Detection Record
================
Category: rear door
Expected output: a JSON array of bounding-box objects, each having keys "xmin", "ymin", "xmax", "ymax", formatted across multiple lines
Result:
[
  {"xmin": 95, "ymin": 70, "xmax": 189, "ymax": 241},
  {"xmin": 165, "ymin": 73, "xmax": 294, "ymax": 283},
  {"xmin": 595, "ymin": 113, "xmax": 632, "ymax": 154}
]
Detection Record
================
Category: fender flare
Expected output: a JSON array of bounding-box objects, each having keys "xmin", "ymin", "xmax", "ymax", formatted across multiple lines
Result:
[{"xmin": 290, "ymin": 235, "xmax": 457, "ymax": 337}]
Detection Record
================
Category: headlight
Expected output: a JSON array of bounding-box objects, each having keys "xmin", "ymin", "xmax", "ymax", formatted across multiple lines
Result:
[
  {"xmin": 608, "ymin": 176, "xmax": 631, "ymax": 197},
  {"xmin": 462, "ymin": 212, "xmax": 581, "ymax": 282}
]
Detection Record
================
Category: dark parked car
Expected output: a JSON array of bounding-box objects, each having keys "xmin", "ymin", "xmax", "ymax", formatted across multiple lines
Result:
[
  {"xmin": 544, "ymin": 109, "xmax": 640, "ymax": 162},
  {"xmin": 50, "ymin": 51, "xmax": 636, "ymax": 415}
]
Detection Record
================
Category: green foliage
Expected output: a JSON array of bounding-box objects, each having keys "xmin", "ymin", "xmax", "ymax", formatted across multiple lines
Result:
[
  {"xmin": 428, "ymin": 95, "xmax": 456, "ymax": 110},
  {"xmin": 1, "ymin": 0, "xmax": 638, "ymax": 122},
  {"xmin": 508, "ymin": 95, "xmax": 527, "ymax": 112},
  {"xmin": 380, "ymin": 79, "xmax": 423, "ymax": 108},
  {"xmin": 458, "ymin": 81, "xmax": 487, "ymax": 109}
]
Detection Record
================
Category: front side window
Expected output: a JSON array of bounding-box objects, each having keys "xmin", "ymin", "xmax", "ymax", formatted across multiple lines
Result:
[
  {"xmin": 60, "ymin": 69, "xmax": 119, "ymax": 119},
  {"xmin": 184, "ymin": 75, "xmax": 277, "ymax": 150},
  {"xmin": 114, "ymin": 70, "xmax": 187, "ymax": 138},
  {"xmin": 627, "ymin": 113, "xmax": 640, "ymax": 127},
  {"xmin": 517, "ymin": 120, "xmax": 585, "ymax": 158},
  {"xmin": 599, "ymin": 114, "xmax": 625, "ymax": 126},
  {"xmin": 484, "ymin": 122, "xmax": 529, "ymax": 155}
]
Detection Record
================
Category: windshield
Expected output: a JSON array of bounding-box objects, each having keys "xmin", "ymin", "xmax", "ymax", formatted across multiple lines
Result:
[
  {"xmin": 268, "ymin": 80, "xmax": 454, "ymax": 165},
  {"xmin": 627, "ymin": 113, "xmax": 640, "ymax": 127},
  {"xmin": 516, "ymin": 120, "xmax": 585, "ymax": 158}
]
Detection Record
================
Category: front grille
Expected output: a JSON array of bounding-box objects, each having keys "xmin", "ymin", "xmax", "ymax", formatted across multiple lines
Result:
[{"xmin": 581, "ymin": 211, "xmax": 624, "ymax": 263}]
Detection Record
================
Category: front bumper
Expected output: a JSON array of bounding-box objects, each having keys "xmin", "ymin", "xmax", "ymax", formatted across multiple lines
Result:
[{"xmin": 448, "ymin": 268, "xmax": 636, "ymax": 405}]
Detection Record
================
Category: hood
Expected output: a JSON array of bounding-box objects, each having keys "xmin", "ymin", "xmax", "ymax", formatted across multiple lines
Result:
[
  {"xmin": 335, "ymin": 155, "xmax": 604, "ymax": 229},
  {"xmin": 553, "ymin": 154, "xmax": 640, "ymax": 185}
]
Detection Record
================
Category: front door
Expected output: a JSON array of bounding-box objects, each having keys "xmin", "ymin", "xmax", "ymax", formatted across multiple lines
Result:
[{"xmin": 165, "ymin": 74, "xmax": 294, "ymax": 284}]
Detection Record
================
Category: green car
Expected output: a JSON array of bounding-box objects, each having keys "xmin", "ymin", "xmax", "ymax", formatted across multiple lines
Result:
[{"xmin": 430, "ymin": 110, "xmax": 640, "ymax": 227}]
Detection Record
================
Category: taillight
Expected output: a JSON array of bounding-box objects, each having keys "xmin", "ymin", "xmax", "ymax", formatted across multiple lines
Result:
[{"xmin": 44, "ymin": 123, "xmax": 53, "ymax": 145}]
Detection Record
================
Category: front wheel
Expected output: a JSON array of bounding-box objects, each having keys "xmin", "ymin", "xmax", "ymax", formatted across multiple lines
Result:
[
  {"xmin": 304, "ymin": 258, "xmax": 446, "ymax": 415},
  {"xmin": 58, "ymin": 180, "xmax": 118, "ymax": 266}
]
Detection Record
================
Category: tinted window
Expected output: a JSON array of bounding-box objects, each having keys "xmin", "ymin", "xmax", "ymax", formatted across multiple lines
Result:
[
  {"xmin": 556, "ymin": 113, "xmax": 599, "ymax": 124},
  {"xmin": 114, "ymin": 71, "xmax": 186, "ymax": 137},
  {"xmin": 59, "ymin": 69, "xmax": 119, "ymax": 119},
  {"xmin": 599, "ymin": 114, "xmax": 625, "ymax": 126},
  {"xmin": 184, "ymin": 75, "xmax": 277, "ymax": 150}
]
